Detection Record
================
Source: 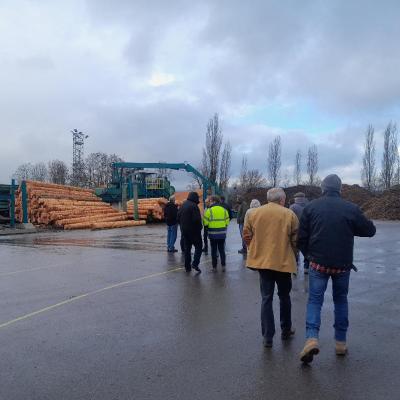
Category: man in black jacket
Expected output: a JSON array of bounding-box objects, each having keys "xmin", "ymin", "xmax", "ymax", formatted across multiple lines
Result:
[
  {"xmin": 220, "ymin": 196, "xmax": 233, "ymax": 220},
  {"xmin": 177, "ymin": 192, "xmax": 202, "ymax": 273},
  {"xmin": 164, "ymin": 196, "xmax": 178, "ymax": 252},
  {"xmin": 298, "ymin": 174, "xmax": 376, "ymax": 364}
]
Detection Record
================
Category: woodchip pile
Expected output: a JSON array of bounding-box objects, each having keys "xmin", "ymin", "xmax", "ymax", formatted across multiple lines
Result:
[
  {"xmin": 362, "ymin": 186, "xmax": 400, "ymax": 220},
  {"xmin": 15, "ymin": 181, "xmax": 146, "ymax": 230}
]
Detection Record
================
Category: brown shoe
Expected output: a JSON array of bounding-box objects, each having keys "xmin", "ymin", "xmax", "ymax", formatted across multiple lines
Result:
[
  {"xmin": 300, "ymin": 339, "xmax": 319, "ymax": 364},
  {"xmin": 335, "ymin": 341, "xmax": 347, "ymax": 356}
]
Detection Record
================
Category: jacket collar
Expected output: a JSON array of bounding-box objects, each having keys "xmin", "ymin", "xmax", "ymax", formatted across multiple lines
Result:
[{"xmin": 323, "ymin": 191, "xmax": 341, "ymax": 197}]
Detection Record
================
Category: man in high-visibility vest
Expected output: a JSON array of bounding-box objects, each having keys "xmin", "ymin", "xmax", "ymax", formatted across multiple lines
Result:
[{"xmin": 203, "ymin": 195, "xmax": 230, "ymax": 271}]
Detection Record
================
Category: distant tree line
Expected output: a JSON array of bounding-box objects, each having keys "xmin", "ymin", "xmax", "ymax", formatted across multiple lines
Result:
[
  {"xmin": 12, "ymin": 152, "xmax": 123, "ymax": 187},
  {"xmin": 193, "ymin": 113, "xmax": 320, "ymax": 195},
  {"xmin": 361, "ymin": 122, "xmax": 400, "ymax": 191}
]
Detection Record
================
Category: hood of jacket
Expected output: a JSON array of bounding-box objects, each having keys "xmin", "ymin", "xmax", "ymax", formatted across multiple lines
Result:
[{"xmin": 187, "ymin": 191, "xmax": 200, "ymax": 204}]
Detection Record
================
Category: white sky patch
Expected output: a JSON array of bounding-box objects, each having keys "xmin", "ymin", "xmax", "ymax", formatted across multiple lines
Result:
[{"xmin": 148, "ymin": 73, "xmax": 176, "ymax": 87}]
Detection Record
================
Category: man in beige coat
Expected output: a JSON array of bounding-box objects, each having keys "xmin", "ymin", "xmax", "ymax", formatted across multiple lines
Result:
[{"xmin": 243, "ymin": 188, "xmax": 299, "ymax": 348}]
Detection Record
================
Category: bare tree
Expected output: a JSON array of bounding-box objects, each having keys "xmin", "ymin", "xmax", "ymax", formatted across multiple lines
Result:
[
  {"xmin": 267, "ymin": 136, "xmax": 281, "ymax": 187},
  {"xmin": 238, "ymin": 155, "xmax": 266, "ymax": 191},
  {"xmin": 219, "ymin": 141, "xmax": 232, "ymax": 190},
  {"xmin": 156, "ymin": 161, "xmax": 173, "ymax": 179},
  {"xmin": 85, "ymin": 152, "xmax": 123, "ymax": 187},
  {"xmin": 361, "ymin": 125, "xmax": 376, "ymax": 191},
  {"xmin": 203, "ymin": 113, "xmax": 223, "ymax": 183},
  {"xmin": 106, "ymin": 154, "xmax": 124, "ymax": 185},
  {"xmin": 239, "ymin": 155, "xmax": 248, "ymax": 189},
  {"xmin": 30, "ymin": 162, "xmax": 48, "ymax": 182},
  {"xmin": 48, "ymin": 160, "xmax": 69, "ymax": 185},
  {"xmin": 381, "ymin": 122, "xmax": 398, "ymax": 189},
  {"xmin": 307, "ymin": 145, "xmax": 319, "ymax": 186},
  {"xmin": 294, "ymin": 150, "xmax": 302, "ymax": 186},
  {"xmin": 396, "ymin": 153, "xmax": 400, "ymax": 186},
  {"xmin": 246, "ymin": 169, "xmax": 267, "ymax": 189},
  {"xmin": 281, "ymin": 169, "xmax": 291, "ymax": 188},
  {"xmin": 13, "ymin": 163, "xmax": 33, "ymax": 183}
]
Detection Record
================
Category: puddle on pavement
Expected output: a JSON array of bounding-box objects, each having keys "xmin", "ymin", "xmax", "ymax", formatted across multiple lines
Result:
[{"xmin": 0, "ymin": 235, "xmax": 165, "ymax": 252}]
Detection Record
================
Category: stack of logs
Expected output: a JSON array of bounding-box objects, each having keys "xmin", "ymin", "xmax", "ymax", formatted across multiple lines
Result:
[
  {"xmin": 15, "ymin": 181, "xmax": 146, "ymax": 230},
  {"xmin": 127, "ymin": 198, "xmax": 168, "ymax": 221}
]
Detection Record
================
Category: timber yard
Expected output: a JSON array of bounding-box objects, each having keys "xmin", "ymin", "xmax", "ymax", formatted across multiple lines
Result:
[{"xmin": 0, "ymin": 162, "xmax": 400, "ymax": 399}]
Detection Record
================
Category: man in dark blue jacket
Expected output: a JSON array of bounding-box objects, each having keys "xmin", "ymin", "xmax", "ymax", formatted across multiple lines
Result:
[
  {"xmin": 164, "ymin": 196, "xmax": 178, "ymax": 252},
  {"xmin": 298, "ymin": 174, "xmax": 376, "ymax": 363},
  {"xmin": 177, "ymin": 192, "xmax": 202, "ymax": 273}
]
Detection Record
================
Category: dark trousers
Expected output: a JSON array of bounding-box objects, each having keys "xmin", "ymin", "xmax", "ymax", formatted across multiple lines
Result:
[
  {"xmin": 203, "ymin": 227, "xmax": 209, "ymax": 251},
  {"xmin": 179, "ymin": 226, "xmax": 185, "ymax": 252},
  {"xmin": 210, "ymin": 238, "xmax": 226, "ymax": 268},
  {"xmin": 259, "ymin": 269, "xmax": 292, "ymax": 340},
  {"xmin": 183, "ymin": 234, "xmax": 202, "ymax": 271}
]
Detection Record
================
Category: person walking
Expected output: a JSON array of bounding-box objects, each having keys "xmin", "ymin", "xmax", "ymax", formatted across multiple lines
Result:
[
  {"xmin": 220, "ymin": 196, "xmax": 233, "ymax": 220},
  {"xmin": 244, "ymin": 198, "xmax": 261, "ymax": 226},
  {"xmin": 243, "ymin": 188, "xmax": 298, "ymax": 348},
  {"xmin": 289, "ymin": 192, "xmax": 309, "ymax": 273},
  {"xmin": 202, "ymin": 197, "xmax": 211, "ymax": 255},
  {"xmin": 177, "ymin": 192, "xmax": 202, "ymax": 273},
  {"xmin": 298, "ymin": 174, "xmax": 376, "ymax": 364},
  {"xmin": 203, "ymin": 195, "xmax": 230, "ymax": 271},
  {"xmin": 237, "ymin": 196, "xmax": 249, "ymax": 254},
  {"xmin": 164, "ymin": 196, "xmax": 178, "ymax": 252}
]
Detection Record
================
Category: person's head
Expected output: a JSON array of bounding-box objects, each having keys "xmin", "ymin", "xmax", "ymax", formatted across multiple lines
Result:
[
  {"xmin": 169, "ymin": 195, "xmax": 175, "ymax": 204},
  {"xmin": 205, "ymin": 196, "xmax": 212, "ymax": 207},
  {"xmin": 294, "ymin": 192, "xmax": 305, "ymax": 199},
  {"xmin": 210, "ymin": 195, "xmax": 221, "ymax": 204},
  {"xmin": 187, "ymin": 191, "xmax": 200, "ymax": 204},
  {"xmin": 293, "ymin": 192, "xmax": 306, "ymax": 203},
  {"xmin": 221, "ymin": 195, "xmax": 226, "ymax": 203},
  {"xmin": 250, "ymin": 199, "xmax": 261, "ymax": 209},
  {"xmin": 267, "ymin": 188, "xmax": 286, "ymax": 206},
  {"xmin": 321, "ymin": 174, "xmax": 342, "ymax": 194},
  {"xmin": 237, "ymin": 195, "xmax": 243, "ymax": 204}
]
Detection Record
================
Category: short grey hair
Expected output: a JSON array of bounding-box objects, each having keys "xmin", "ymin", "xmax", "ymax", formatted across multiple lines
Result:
[{"xmin": 267, "ymin": 188, "xmax": 286, "ymax": 203}]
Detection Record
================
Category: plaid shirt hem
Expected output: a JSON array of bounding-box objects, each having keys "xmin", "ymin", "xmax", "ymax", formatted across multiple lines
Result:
[{"xmin": 310, "ymin": 262, "xmax": 348, "ymax": 275}]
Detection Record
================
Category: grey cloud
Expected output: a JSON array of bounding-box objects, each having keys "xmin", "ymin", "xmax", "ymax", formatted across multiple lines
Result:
[{"xmin": 1, "ymin": 0, "xmax": 399, "ymax": 186}]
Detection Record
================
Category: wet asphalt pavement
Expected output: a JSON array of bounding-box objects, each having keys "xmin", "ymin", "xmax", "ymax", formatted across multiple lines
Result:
[{"xmin": 0, "ymin": 221, "xmax": 399, "ymax": 400}]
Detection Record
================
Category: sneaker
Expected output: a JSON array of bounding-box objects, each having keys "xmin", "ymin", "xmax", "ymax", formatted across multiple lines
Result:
[
  {"xmin": 300, "ymin": 339, "xmax": 319, "ymax": 364},
  {"xmin": 238, "ymin": 249, "xmax": 247, "ymax": 254},
  {"xmin": 335, "ymin": 341, "xmax": 347, "ymax": 356},
  {"xmin": 263, "ymin": 338, "xmax": 273, "ymax": 348},
  {"xmin": 281, "ymin": 329, "xmax": 295, "ymax": 340},
  {"xmin": 192, "ymin": 264, "xmax": 201, "ymax": 273}
]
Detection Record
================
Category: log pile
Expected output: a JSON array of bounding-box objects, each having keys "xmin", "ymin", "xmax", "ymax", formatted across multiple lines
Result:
[
  {"xmin": 127, "ymin": 198, "xmax": 168, "ymax": 221},
  {"xmin": 15, "ymin": 181, "xmax": 146, "ymax": 230}
]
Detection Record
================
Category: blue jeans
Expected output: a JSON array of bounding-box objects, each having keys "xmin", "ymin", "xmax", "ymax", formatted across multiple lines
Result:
[
  {"xmin": 238, "ymin": 223, "xmax": 246, "ymax": 250},
  {"xmin": 306, "ymin": 268, "xmax": 350, "ymax": 342},
  {"xmin": 167, "ymin": 224, "xmax": 178, "ymax": 250}
]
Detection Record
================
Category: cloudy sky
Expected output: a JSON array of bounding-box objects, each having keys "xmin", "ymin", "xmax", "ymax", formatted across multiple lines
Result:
[{"xmin": 1, "ymin": 0, "xmax": 400, "ymax": 188}]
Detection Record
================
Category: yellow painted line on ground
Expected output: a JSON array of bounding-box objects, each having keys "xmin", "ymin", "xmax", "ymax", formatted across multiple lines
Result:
[
  {"xmin": 0, "ymin": 267, "xmax": 183, "ymax": 330},
  {"xmin": 0, "ymin": 251, "xmax": 242, "ymax": 330}
]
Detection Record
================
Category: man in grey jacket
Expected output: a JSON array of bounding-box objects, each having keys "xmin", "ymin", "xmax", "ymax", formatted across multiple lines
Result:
[{"xmin": 290, "ymin": 192, "xmax": 309, "ymax": 273}]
